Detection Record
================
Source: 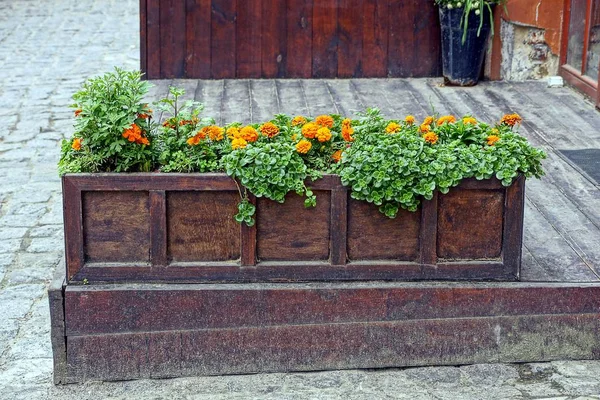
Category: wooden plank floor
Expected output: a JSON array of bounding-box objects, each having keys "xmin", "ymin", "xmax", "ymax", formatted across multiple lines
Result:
[{"xmin": 147, "ymin": 78, "xmax": 600, "ymax": 284}]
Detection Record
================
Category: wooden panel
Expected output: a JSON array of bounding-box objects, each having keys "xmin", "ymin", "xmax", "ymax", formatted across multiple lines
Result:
[
  {"xmin": 64, "ymin": 312, "xmax": 600, "ymax": 382},
  {"xmin": 437, "ymin": 189, "xmax": 505, "ymax": 260},
  {"xmin": 150, "ymin": 191, "xmax": 168, "ymax": 266},
  {"xmin": 146, "ymin": 0, "xmax": 161, "ymax": 78},
  {"xmin": 82, "ymin": 191, "xmax": 151, "ymax": 263},
  {"xmin": 140, "ymin": 0, "xmax": 148, "ymax": 76},
  {"xmin": 261, "ymin": 0, "xmax": 287, "ymax": 78},
  {"xmin": 48, "ymin": 263, "xmax": 67, "ymax": 384},
  {"xmin": 257, "ymin": 191, "xmax": 331, "ymax": 261},
  {"xmin": 347, "ymin": 199, "xmax": 420, "ymax": 261},
  {"xmin": 287, "ymin": 0, "xmax": 313, "ymax": 77},
  {"xmin": 185, "ymin": 0, "xmax": 211, "ymax": 79},
  {"xmin": 62, "ymin": 178, "xmax": 83, "ymax": 280},
  {"xmin": 338, "ymin": 0, "xmax": 363, "ymax": 77},
  {"xmin": 236, "ymin": 0, "xmax": 262, "ymax": 78},
  {"xmin": 503, "ymin": 175, "xmax": 525, "ymax": 277},
  {"xmin": 160, "ymin": 0, "xmax": 186, "ymax": 78},
  {"xmin": 388, "ymin": 0, "xmax": 441, "ymax": 77},
  {"xmin": 167, "ymin": 191, "xmax": 240, "ymax": 262},
  {"xmin": 312, "ymin": 0, "xmax": 338, "ymax": 77},
  {"xmin": 211, "ymin": 0, "xmax": 236, "ymax": 78},
  {"xmin": 65, "ymin": 283, "xmax": 600, "ymax": 335},
  {"xmin": 361, "ymin": 0, "xmax": 388, "ymax": 77}
]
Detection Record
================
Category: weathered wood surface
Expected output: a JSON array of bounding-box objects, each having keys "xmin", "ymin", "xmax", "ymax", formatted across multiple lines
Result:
[
  {"xmin": 146, "ymin": 79, "xmax": 600, "ymax": 282},
  {"xmin": 63, "ymin": 174, "xmax": 522, "ymax": 282},
  {"xmin": 48, "ymin": 259, "xmax": 67, "ymax": 385},
  {"xmin": 62, "ymin": 282, "xmax": 600, "ymax": 382},
  {"xmin": 140, "ymin": 0, "xmax": 442, "ymax": 79}
]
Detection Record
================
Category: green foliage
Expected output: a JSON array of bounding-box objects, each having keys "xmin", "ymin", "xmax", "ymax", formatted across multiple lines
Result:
[
  {"xmin": 222, "ymin": 141, "xmax": 315, "ymax": 225},
  {"xmin": 154, "ymin": 86, "xmax": 221, "ymax": 173},
  {"xmin": 58, "ymin": 67, "xmax": 155, "ymax": 174},
  {"xmin": 59, "ymin": 73, "xmax": 546, "ymax": 225},
  {"xmin": 434, "ymin": 0, "xmax": 506, "ymax": 43},
  {"xmin": 338, "ymin": 110, "xmax": 546, "ymax": 218}
]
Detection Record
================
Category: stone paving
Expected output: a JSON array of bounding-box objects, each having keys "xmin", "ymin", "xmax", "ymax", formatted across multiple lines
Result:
[{"xmin": 0, "ymin": 0, "xmax": 600, "ymax": 399}]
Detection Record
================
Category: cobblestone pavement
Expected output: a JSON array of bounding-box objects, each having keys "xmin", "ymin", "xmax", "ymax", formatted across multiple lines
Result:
[{"xmin": 1, "ymin": 0, "xmax": 600, "ymax": 399}]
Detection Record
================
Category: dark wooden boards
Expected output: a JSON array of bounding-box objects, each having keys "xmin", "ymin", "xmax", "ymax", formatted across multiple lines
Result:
[
  {"xmin": 141, "ymin": 1, "xmax": 442, "ymax": 79},
  {"xmin": 63, "ymin": 173, "xmax": 524, "ymax": 283},
  {"xmin": 61, "ymin": 281, "xmax": 600, "ymax": 382}
]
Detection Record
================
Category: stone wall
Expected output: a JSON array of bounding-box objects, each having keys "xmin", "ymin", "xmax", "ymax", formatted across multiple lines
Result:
[{"xmin": 488, "ymin": 0, "xmax": 564, "ymax": 81}]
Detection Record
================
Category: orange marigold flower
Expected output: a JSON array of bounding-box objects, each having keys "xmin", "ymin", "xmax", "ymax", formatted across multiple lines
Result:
[
  {"xmin": 423, "ymin": 116, "xmax": 434, "ymax": 126},
  {"xmin": 437, "ymin": 115, "xmax": 456, "ymax": 125},
  {"xmin": 260, "ymin": 122, "xmax": 280, "ymax": 138},
  {"xmin": 302, "ymin": 122, "xmax": 318, "ymax": 139},
  {"xmin": 292, "ymin": 116, "xmax": 307, "ymax": 126},
  {"xmin": 240, "ymin": 126, "xmax": 259, "ymax": 142},
  {"xmin": 315, "ymin": 126, "xmax": 332, "ymax": 142},
  {"xmin": 501, "ymin": 113, "xmax": 522, "ymax": 126},
  {"xmin": 463, "ymin": 117, "xmax": 477, "ymax": 125},
  {"xmin": 315, "ymin": 115, "xmax": 334, "ymax": 128},
  {"xmin": 423, "ymin": 132, "xmax": 439, "ymax": 144},
  {"xmin": 122, "ymin": 123, "xmax": 150, "ymax": 145},
  {"xmin": 341, "ymin": 118, "xmax": 354, "ymax": 142},
  {"xmin": 198, "ymin": 127, "xmax": 210, "ymax": 140},
  {"xmin": 74, "ymin": 109, "xmax": 82, "ymax": 117},
  {"xmin": 331, "ymin": 150, "xmax": 343, "ymax": 163},
  {"xmin": 231, "ymin": 137, "xmax": 248, "ymax": 150},
  {"xmin": 419, "ymin": 123, "xmax": 431, "ymax": 133},
  {"xmin": 487, "ymin": 135, "xmax": 500, "ymax": 146},
  {"xmin": 404, "ymin": 115, "xmax": 415, "ymax": 125},
  {"xmin": 207, "ymin": 125, "xmax": 225, "ymax": 141},
  {"xmin": 72, "ymin": 138, "xmax": 82, "ymax": 150},
  {"xmin": 226, "ymin": 127, "xmax": 240, "ymax": 139},
  {"xmin": 386, "ymin": 122, "xmax": 401, "ymax": 133},
  {"xmin": 296, "ymin": 139, "xmax": 312, "ymax": 154},
  {"xmin": 187, "ymin": 135, "xmax": 201, "ymax": 146}
]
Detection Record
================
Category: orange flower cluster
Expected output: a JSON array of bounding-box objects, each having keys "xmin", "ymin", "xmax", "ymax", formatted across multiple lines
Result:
[
  {"xmin": 315, "ymin": 115, "xmax": 334, "ymax": 128},
  {"xmin": 296, "ymin": 139, "xmax": 312, "ymax": 154},
  {"xmin": 74, "ymin": 109, "xmax": 82, "ymax": 117},
  {"xmin": 122, "ymin": 123, "xmax": 149, "ymax": 145},
  {"xmin": 72, "ymin": 138, "xmax": 82, "ymax": 150},
  {"xmin": 179, "ymin": 117, "xmax": 199, "ymax": 126},
  {"xmin": 341, "ymin": 118, "xmax": 354, "ymax": 142},
  {"xmin": 501, "ymin": 113, "xmax": 522, "ymax": 126},
  {"xmin": 239, "ymin": 126, "xmax": 259, "ymax": 142},
  {"xmin": 331, "ymin": 150, "xmax": 342, "ymax": 162},
  {"xmin": 463, "ymin": 117, "xmax": 477, "ymax": 125},
  {"xmin": 423, "ymin": 132, "xmax": 439, "ymax": 145},
  {"xmin": 226, "ymin": 127, "xmax": 239, "ymax": 139},
  {"xmin": 405, "ymin": 115, "xmax": 415, "ymax": 125},
  {"xmin": 260, "ymin": 122, "xmax": 280, "ymax": 138},
  {"xmin": 437, "ymin": 115, "xmax": 456, "ymax": 125},
  {"xmin": 423, "ymin": 116, "xmax": 434, "ymax": 126},
  {"xmin": 487, "ymin": 135, "xmax": 500, "ymax": 146},
  {"xmin": 419, "ymin": 123, "xmax": 431, "ymax": 133},
  {"xmin": 187, "ymin": 125, "xmax": 225, "ymax": 145},
  {"xmin": 315, "ymin": 127, "xmax": 332, "ymax": 142},
  {"xmin": 231, "ymin": 138, "xmax": 248, "ymax": 150},
  {"xmin": 301, "ymin": 122, "xmax": 318, "ymax": 139},
  {"xmin": 385, "ymin": 122, "xmax": 401, "ymax": 133},
  {"xmin": 292, "ymin": 116, "xmax": 307, "ymax": 126}
]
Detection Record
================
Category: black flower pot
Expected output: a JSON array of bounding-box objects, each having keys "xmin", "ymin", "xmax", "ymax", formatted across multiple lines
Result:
[{"xmin": 439, "ymin": 6, "xmax": 494, "ymax": 86}]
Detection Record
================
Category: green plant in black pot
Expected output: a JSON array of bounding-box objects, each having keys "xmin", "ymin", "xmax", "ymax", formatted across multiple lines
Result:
[{"xmin": 435, "ymin": 0, "xmax": 506, "ymax": 86}]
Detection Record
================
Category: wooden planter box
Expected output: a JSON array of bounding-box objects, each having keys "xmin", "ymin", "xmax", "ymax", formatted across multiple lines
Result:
[{"xmin": 62, "ymin": 173, "xmax": 525, "ymax": 283}]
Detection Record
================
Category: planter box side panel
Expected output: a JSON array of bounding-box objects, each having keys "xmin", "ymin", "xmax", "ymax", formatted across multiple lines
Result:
[
  {"xmin": 167, "ymin": 191, "xmax": 240, "ymax": 262},
  {"xmin": 347, "ymin": 199, "xmax": 421, "ymax": 261},
  {"xmin": 82, "ymin": 191, "xmax": 151, "ymax": 263},
  {"xmin": 257, "ymin": 191, "xmax": 331, "ymax": 262},
  {"xmin": 437, "ymin": 188, "xmax": 505, "ymax": 260}
]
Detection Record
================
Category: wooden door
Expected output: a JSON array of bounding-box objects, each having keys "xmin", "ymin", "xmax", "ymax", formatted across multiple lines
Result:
[{"xmin": 561, "ymin": 0, "xmax": 600, "ymax": 107}]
